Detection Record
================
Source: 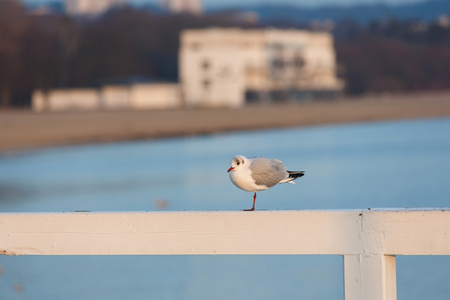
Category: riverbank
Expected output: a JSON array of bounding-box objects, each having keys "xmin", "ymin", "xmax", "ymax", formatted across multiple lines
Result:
[{"xmin": 1, "ymin": 91, "xmax": 450, "ymax": 153}]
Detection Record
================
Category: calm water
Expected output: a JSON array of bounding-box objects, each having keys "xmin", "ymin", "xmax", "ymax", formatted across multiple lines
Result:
[{"xmin": 0, "ymin": 118, "xmax": 450, "ymax": 299}]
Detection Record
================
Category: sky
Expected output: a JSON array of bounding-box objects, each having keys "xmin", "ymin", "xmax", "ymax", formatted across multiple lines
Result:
[{"xmin": 22, "ymin": 0, "xmax": 427, "ymax": 10}]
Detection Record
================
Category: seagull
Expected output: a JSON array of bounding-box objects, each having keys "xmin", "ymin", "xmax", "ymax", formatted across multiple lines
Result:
[{"xmin": 227, "ymin": 155, "xmax": 305, "ymax": 211}]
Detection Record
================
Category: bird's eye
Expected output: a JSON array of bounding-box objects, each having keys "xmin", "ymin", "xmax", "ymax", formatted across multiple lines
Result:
[{"xmin": 236, "ymin": 161, "xmax": 240, "ymax": 166}]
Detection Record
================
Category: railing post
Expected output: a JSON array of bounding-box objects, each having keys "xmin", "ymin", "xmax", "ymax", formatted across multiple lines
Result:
[{"xmin": 343, "ymin": 254, "xmax": 397, "ymax": 300}]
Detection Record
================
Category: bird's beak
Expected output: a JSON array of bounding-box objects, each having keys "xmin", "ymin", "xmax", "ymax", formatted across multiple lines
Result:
[{"xmin": 227, "ymin": 167, "xmax": 234, "ymax": 173}]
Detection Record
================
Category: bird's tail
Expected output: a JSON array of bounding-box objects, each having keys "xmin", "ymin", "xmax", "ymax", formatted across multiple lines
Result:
[{"xmin": 287, "ymin": 171, "xmax": 305, "ymax": 181}]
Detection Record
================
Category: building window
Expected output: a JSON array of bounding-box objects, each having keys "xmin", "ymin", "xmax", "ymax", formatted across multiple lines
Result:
[
  {"xmin": 202, "ymin": 60, "xmax": 210, "ymax": 70},
  {"xmin": 203, "ymin": 79, "xmax": 211, "ymax": 89},
  {"xmin": 272, "ymin": 59, "xmax": 284, "ymax": 69},
  {"xmin": 294, "ymin": 55, "xmax": 305, "ymax": 69}
]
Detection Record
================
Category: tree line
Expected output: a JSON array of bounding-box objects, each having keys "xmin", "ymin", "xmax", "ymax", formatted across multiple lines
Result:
[
  {"xmin": 335, "ymin": 18, "xmax": 450, "ymax": 94},
  {"xmin": 1, "ymin": 0, "xmax": 449, "ymax": 108}
]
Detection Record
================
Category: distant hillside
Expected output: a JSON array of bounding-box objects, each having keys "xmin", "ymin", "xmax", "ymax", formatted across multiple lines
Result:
[{"xmin": 221, "ymin": 0, "xmax": 450, "ymax": 24}]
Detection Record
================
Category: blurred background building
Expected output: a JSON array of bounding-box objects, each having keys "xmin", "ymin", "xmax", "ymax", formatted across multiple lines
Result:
[{"xmin": 180, "ymin": 28, "xmax": 344, "ymax": 108}]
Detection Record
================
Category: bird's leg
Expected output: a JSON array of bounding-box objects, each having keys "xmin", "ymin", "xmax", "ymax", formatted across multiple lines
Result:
[{"xmin": 244, "ymin": 192, "xmax": 257, "ymax": 211}]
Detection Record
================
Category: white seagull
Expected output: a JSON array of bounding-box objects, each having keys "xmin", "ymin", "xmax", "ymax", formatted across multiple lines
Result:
[{"xmin": 227, "ymin": 155, "xmax": 305, "ymax": 211}]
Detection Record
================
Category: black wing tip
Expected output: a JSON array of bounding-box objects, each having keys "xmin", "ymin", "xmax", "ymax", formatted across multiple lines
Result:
[{"xmin": 288, "ymin": 171, "xmax": 305, "ymax": 179}]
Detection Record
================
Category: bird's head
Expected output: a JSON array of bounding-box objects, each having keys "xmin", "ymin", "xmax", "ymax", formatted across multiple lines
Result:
[{"xmin": 227, "ymin": 155, "xmax": 247, "ymax": 173}]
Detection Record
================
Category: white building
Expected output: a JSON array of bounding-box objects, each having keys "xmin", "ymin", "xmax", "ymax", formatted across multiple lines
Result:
[
  {"xmin": 160, "ymin": 0, "xmax": 202, "ymax": 15},
  {"xmin": 66, "ymin": 0, "xmax": 128, "ymax": 16},
  {"xmin": 32, "ymin": 82, "xmax": 181, "ymax": 112},
  {"xmin": 179, "ymin": 28, "xmax": 344, "ymax": 108}
]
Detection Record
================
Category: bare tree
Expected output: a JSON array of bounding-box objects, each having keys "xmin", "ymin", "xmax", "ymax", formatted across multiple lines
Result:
[{"xmin": 0, "ymin": 0, "xmax": 26, "ymax": 108}]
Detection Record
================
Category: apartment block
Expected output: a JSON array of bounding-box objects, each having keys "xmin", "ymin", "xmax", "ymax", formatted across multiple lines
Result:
[{"xmin": 179, "ymin": 28, "xmax": 344, "ymax": 108}]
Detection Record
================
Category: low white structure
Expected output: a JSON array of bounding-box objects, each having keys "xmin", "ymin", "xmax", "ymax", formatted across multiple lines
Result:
[
  {"xmin": 32, "ymin": 82, "xmax": 181, "ymax": 112},
  {"xmin": 128, "ymin": 83, "xmax": 181, "ymax": 109},
  {"xmin": 1, "ymin": 209, "xmax": 449, "ymax": 300},
  {"xmin": 179, "ymin": 28, "xmax": 344, "ymax": 108},
  {"xmin": 32, "ymin": 88, "xmax": 100, "ymax": 111}
]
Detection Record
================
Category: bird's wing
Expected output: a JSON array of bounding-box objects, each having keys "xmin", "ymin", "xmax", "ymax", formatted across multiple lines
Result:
[{"xmin": 249, "ymin": 158, "xmax": 288, "ymax": 188}]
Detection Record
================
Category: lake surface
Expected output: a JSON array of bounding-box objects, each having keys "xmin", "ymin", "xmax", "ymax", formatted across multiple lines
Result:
[{"xmin": 1, "ymin": 118, "xmax": 450, "ymax": 299}]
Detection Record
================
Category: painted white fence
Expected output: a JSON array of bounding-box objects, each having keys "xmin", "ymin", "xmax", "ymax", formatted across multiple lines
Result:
[{"xmin": 1, "ymin": 209, "xmax": 449, "ymax": 300}]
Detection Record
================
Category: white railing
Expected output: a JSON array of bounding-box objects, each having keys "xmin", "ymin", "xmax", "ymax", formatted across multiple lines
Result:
[{"xmin": 1, "ymin": 209, "xmax": 450, "ymax": 300}]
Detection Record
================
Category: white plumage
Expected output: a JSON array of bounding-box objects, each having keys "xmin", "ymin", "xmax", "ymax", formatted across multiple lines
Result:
[{"xmin": 227, "ymin": 155, "xmax": 305, "ymax": 211}]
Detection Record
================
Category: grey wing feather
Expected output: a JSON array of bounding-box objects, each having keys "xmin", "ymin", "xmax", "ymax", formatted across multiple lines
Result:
[{"xmin": 249, "ymin": 158, "xmax": 288, "ymax": 187}]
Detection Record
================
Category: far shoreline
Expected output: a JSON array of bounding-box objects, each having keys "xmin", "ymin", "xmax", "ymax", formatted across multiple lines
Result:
[{"xmin": 1, "ymin": 90, "xmax": 450, "ymax": 154}]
